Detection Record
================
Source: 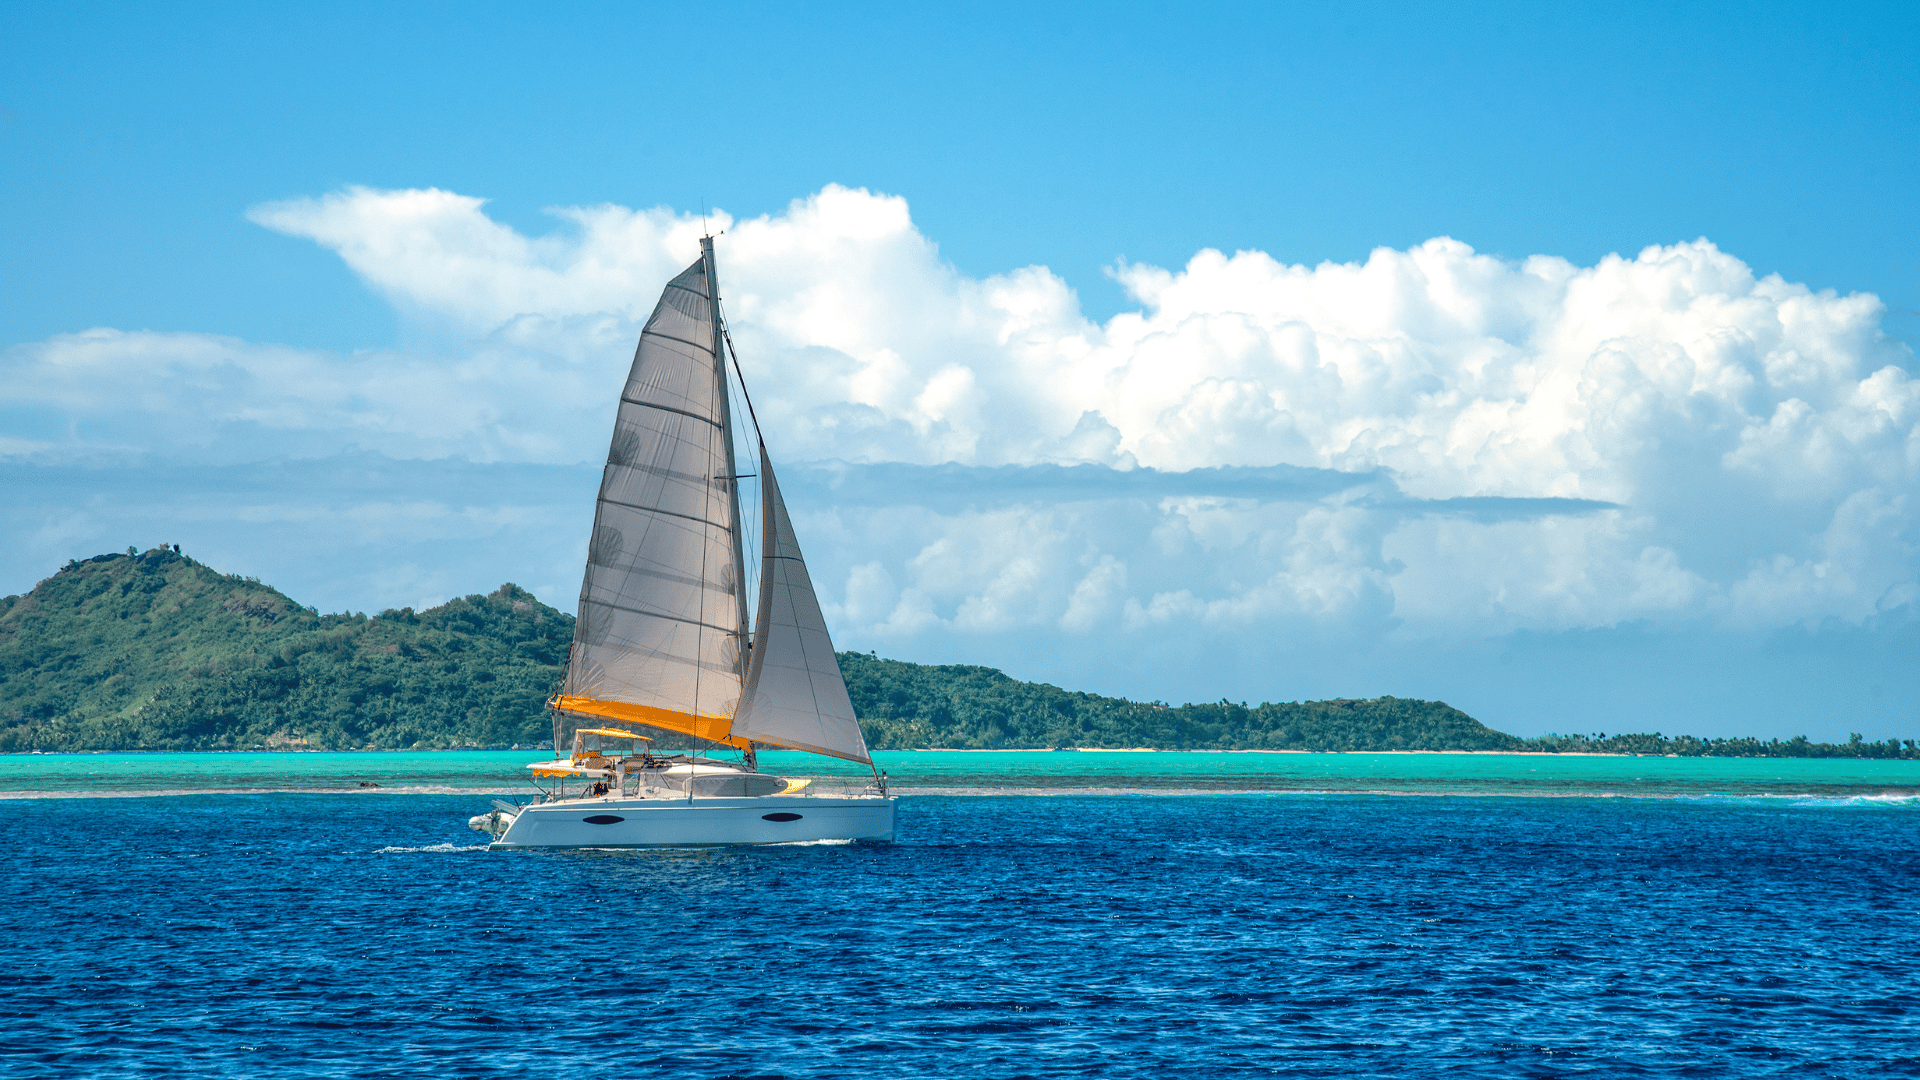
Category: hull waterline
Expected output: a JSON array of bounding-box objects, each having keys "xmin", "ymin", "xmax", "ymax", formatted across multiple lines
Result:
[{"xmin": 488, "ymin": 794, "xmax": 898, "ymax": 849}]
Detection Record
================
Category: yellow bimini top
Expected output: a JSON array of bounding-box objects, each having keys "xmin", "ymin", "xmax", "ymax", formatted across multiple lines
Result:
[
  {"xmin": 574, "ymin": 728, "xmax": 654, "ymax": 742},
  {"xmin": 527, "ymin": 728, "xmax": 654, "ymax": 777}
]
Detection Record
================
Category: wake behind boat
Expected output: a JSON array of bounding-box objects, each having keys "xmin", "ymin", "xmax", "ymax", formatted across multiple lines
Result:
[{"xmin": 471, "ymin": 236, "xmax": 896, "ymax": 848}]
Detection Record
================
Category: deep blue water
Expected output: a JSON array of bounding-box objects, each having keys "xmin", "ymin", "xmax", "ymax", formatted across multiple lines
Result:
[{"xmin": 4, "ymin": 793, "xmax": 1917, "ymax": 1078}]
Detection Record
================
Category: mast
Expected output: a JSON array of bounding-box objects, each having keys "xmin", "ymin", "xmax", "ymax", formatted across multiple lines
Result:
[{"xmin": 703, "ymin": 236, "xmax": 753, "ymax": 680}]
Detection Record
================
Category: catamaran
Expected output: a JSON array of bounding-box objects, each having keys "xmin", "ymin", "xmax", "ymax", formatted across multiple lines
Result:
[{"xmin": 471, "ymin": 236, "xmax": 896, "ymax": 848}]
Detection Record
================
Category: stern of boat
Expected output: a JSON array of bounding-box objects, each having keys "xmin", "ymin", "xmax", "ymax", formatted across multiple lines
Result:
[{"xmin": 468, "ymin": 799, "xmax": 521, "ymax": 841}]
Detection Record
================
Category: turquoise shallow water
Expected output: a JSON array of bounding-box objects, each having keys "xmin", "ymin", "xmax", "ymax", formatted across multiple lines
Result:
[{"xmin": 4, "ymin": 748, "xmax": 1917, "ymax": 799}]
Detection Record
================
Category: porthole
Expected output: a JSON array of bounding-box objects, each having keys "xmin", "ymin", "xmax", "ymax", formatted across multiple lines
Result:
[
  {"xmin": 582, "ymin": 815, "xmax": 625, "ymax": 825},
  {"xmin": 761, "ymin": 812, "xmax": 803, "ymax": 822}
]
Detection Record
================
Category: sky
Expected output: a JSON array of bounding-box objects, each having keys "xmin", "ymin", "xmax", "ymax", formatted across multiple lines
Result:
[{"xmin": 3, "ymin": 1, "xmax": 1917, "ymax": 741}]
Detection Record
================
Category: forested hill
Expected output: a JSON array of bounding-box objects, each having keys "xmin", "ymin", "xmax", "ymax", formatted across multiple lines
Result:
[
  {"xmin": 838, "ymin": 654, "xmax": 1519, "ymax": 751},
  {"xmin": 0, "ymin": 548, "xmax": 572, "ymax": 751},
  {"xmin": 1, "ymin": 550, "xmax": 1908, "ymax": 756},
  {"xmin": 0, "ymin": 548, "xmax": 1501, "ymax": 753}
]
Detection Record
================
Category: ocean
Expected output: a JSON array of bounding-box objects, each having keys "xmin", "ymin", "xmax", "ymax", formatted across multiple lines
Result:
[{"xmin": 4, "ymin": 751, "xmax": 1917, "ymax": 1078}]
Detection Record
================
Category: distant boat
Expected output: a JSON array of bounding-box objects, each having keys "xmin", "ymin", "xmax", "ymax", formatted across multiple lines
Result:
[{"xmin": 472, "ymin": 236, "xmax": 896, "ymax": 847}]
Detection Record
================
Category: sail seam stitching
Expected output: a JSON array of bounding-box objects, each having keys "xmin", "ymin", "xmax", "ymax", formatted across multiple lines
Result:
[
  {"xmin": 597, "ymin": 496, "xmax": 729, "ymax": 532},
  {"xmin": 641, "ymin": 329, "xmax": 716, "ymax": 356},
  {"xmin": 582, "ymin": 595, "xmax": 740, "ymax": 636},
  {"xmin": 619, "ymin": 397, "xmax": 721, "ymax": 428},
  {"xmin": 616, "ymin": 460, "xmax": 724, "ymax": 488},
  {"xmin": 603, "ymin": 560, "xmax": 735, "ymax": 595}
]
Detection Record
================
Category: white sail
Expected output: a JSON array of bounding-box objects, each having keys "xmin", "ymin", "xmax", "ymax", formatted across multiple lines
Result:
[
  {"xmin": 555, "ymin": 250, "xmax": 750, "ymax": 748},
  {"xmin": 731, "ymin": 446, "xmax": 873, "ymax": 764},
  {"xmin": 480, "ymin": 238, "xmax": 897, "ymax": 851}
]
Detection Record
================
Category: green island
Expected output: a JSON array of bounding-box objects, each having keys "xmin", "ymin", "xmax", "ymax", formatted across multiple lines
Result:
[{"xmin": 1, "ymin": 547, "xmax": 1911, "ymax": 758}]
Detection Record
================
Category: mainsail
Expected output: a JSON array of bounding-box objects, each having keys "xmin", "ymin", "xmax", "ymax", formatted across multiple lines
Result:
[
  {"xmin": 731, "ymin": 446, "xmax": 873, "ymax": 764},
  {"xmin": 553, "ymin": 243, "xmax": 751, "ymax": 751}
]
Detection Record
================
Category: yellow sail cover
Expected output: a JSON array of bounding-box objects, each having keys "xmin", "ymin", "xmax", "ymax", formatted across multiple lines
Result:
[{"xmin": 552, "ymin": 696, "xmax": 751, "ymax": 751}]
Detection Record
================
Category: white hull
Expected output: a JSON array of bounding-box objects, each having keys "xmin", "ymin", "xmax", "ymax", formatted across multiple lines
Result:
[{"xmin": 488, "ymin": 794, "xmax": 897, "ymax": 849}]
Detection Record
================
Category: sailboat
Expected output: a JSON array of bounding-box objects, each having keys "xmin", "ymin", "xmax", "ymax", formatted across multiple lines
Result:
[{"xmin": 471, "ymin": 236, "xmax": 897, "ymax": 848}]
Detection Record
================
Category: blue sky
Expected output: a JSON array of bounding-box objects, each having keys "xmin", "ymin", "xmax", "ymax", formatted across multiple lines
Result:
[
  {"xmin": 8, "ymin": 1, "xmax": 1917, "ymax": 344},
  {"xmin": 3, "ymin": 1, "xmax": 1916, "ymax": 740}
]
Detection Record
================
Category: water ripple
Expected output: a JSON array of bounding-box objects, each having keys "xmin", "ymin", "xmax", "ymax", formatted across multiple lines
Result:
[{"xmin": 2, "ymin": 793, "xmax": 1916, "ymax": 1077}]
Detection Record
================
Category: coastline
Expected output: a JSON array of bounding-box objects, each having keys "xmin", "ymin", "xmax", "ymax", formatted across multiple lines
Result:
[
  {"xmin": 922, "ymin": 747, "xmax": 1641, "ymax": 757},
  {"xmin": 7, "ymin": 746, "xmax": 1644, "ymax": 757},
  {"xmin": 6, "ymin": 749, "xmax": 1915, "ymax": 802}
]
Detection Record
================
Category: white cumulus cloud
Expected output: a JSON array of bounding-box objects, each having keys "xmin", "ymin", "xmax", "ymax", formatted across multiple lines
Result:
[{"xmin": 4, "ymin": 183, "xmax": 1915, "ymax": 649}]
